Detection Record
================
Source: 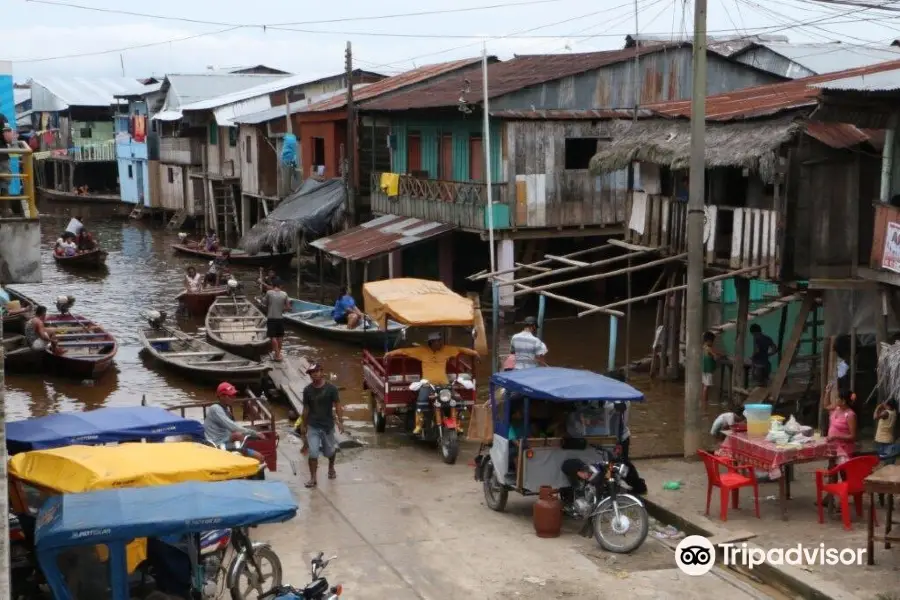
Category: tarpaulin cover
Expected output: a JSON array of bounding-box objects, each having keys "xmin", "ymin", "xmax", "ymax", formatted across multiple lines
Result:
[
  {"xmin": 35, "ymin": 480, "xmax": 297, "ymax": 551},
  {"xmin": 240, "ymin": 178, "xmax": 346, "ymax": 254},
  {"xmin": 490, "ymin": 367, "xmax": 646, "ymax": 402},
  {"xmin": 822, "ymin": 289, "xmax": 900, "ymax": 337},
  {"xmin": 9, "ymin": 442, "xmax": 260, "ymax": 493},
  {"xmin": 281, "ymin": 133, "xmax": 297, "ymax": 166},
  {"xmin": 7, "ymin": 407, "xmax": 204, "ymax": 455},
  {"xmin": 363, "ymin": 278, "xmax": 475, "ymax": 328}
]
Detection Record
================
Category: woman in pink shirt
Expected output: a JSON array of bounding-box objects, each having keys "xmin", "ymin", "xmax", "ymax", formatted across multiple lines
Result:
[{"xmin": 827, "ymin": 390, "xmax": 857, "ymax": 464}]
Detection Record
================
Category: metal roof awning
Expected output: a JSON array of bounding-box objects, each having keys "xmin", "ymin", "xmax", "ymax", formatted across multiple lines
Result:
[{"xmin": 310, "ymin": 214, "xmax": 454, "ymax": 261}]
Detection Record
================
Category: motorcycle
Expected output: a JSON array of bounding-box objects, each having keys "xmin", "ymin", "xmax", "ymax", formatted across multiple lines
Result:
[
  {"xmin": 408, "ymin": 375, "xmax": 476, "ymax": 465},
  {"xmin": 560, "ymin": 452, "xmax": 649, "ymax": 554},
  {"xmin": 198, "ymin": 526, "xmax": 284, "ymax": 600},
  {"xmin": 261, "ymin": 552, "xmax": 342, "ymax": 599},
  {"xmin": 205, "ymin": 433, "xmax": 267, "ymax": 480}
]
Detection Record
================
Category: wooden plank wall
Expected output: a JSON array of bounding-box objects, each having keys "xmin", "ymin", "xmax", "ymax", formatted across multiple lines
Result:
[{"xmin": 503, "ymin": 120, "xmax": 626, "ymax": 228}]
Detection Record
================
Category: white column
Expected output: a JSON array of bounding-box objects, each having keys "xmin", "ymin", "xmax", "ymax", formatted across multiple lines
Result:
[{"xmin": 498, "ymin": 238, "xmax": 515, "ymax": 310}]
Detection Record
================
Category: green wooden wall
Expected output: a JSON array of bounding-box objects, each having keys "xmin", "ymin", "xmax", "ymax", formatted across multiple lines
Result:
[
  {"xmin": 72, "ymin": 120, "xmax": 115, "ymax": 144},
  {"xmin": 390, "ymin": 118, "xmax": 502, "ymax": 182}
]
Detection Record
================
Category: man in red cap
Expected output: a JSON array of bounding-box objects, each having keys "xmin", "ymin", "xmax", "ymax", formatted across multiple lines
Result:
[
  {"xmin": 204, "ymin": 382, "xmax": 265, "ymax": 463},
  {"xmin": 299, "ymin": 363, "xmax": 344, "ymax": 488}
]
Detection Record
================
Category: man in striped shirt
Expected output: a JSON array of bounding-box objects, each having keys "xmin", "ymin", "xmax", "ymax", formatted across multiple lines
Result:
[{"xmin": 510, "ymin": 316, "xmax": 548, "ymax": 369}]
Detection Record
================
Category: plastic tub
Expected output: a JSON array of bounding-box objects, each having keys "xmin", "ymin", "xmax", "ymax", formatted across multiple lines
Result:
[{"xmin": 745, "ymin": 403, "xmax": 773, "ymax": 438}]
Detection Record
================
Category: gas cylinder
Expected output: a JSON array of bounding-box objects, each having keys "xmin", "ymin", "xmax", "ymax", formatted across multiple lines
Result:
[{"xmin": 533, "ymin": 486, "xmax": 562, "ymax": 538}]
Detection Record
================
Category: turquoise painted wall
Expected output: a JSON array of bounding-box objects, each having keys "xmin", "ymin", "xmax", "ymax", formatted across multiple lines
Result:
[
  {"xmin": 719, "ymin": 278, "xmax": 780, "ymax": 304},
  {"xmin": 716, "ymin": 300, "xmax": 822, "ymax": 370},
  {"xmin": 390, "ymin": 118, "xmax": 502, "ymax": 182}
]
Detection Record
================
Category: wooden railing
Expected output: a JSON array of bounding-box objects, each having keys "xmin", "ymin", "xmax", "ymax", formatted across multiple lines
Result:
[
  {"xmin": 70, "ymin": 140, "xmax": 116, "ymax": 162},
  {"xmin": 626, "ymin": 193, "xmax": 780, "ymax": 278},
  {"xmin": 371, "ymin": 173, "xmax": 510, "ymax": 230}
]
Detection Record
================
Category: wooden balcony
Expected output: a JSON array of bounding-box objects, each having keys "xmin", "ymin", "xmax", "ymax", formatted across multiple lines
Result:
[
  {"xmin": 70, "ymin": 141, "xmax": 116, "ymax": 162},
  {"xmin": 159, "ymin": 137, "xmax": 203, "ymax": 165},
  {"xmin": 371, "ymin": 173, "xmax": 511, "ymax": 230},
  {"xmin": 626, "ymin": 192, "xmax": 780, "ymax": 278}
]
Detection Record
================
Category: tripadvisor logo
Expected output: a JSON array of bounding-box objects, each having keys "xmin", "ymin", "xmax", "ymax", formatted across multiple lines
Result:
[{"xmin": 675, "ymin": 535, "xmax": 867, "ymax": 576}]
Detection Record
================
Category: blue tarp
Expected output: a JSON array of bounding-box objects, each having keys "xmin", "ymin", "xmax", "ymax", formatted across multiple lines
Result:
[
  {"xmin": 36, "ymin": 480, "xmax": 298, "ymax": 550},
  {"xmin": 491, "ymin": 367, "xmax": 645, "ymax": 402},
  {"xmin": 7, "ymin": 407, "xmax": 205, "ymax": 454}
]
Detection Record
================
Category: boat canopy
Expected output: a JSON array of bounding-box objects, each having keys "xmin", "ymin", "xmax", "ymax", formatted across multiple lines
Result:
[
  {"xmin": 35, "ymin": 480, "xmax": 297, "ymax": 551},
  {"xmin": 490, "ymin": 367, "xmax": 646, "ymax": 403},
  {"xmin": 9, "ymin": 442, "xmax": 260, "ymax": 493},
  {"xmin": 7, "ymin": 406, "xmax": 204, "ymax": 455},
  {"xmin": 363, "ymin": 278, "xmax": 475, "ymax": 328}
]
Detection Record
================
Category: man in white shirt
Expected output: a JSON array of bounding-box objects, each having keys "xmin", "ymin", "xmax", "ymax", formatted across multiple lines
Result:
[{"xmin": 509, "ymin": 316, "xmax": 548, "ymax": 369}]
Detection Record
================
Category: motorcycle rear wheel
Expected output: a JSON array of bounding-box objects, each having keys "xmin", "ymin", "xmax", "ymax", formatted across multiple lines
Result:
[
  {"xmin": 482, "ymin": 459, "xmax": 509, "ymax": 512},
  {"xmin": 592, "ymin": 494, "xmax": 649, "ymax": 554},
  {"xmin": 229, "ymin": 546, "xmax": 282, "ymax": 600}
]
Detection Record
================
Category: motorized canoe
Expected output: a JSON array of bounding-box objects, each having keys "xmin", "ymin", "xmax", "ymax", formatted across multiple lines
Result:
[
  {"xmin": 271, "ymin": 298, "xmax": 405, "ymax": 347},
  {"xmin": 205, "ymin": 295, "xmax": 271, "ymax": 359},
  {"xmin": 176, "ymin": 286, "xmax": 228, "ymax": 317},
  {"xmin": 53, "ymin": 248, "xmax": 108, "ymax": 268},
  {"xmin": 3, "ymin": 287, "xmax": 36, "ymax": 334},
  {"xmin": 138, "ymin": 322, "xmax": 270, "ymax": 385},
  {"xmin": 171, "ymin": 243, "xmax": 293, "ymax": 268},
  {"xmin": 43, "ymin": 313, "xmax": 117, "ymax": 379},
  {"xmin": 2, "ymin": 332, "xmax": 43, "ymax": 373}
]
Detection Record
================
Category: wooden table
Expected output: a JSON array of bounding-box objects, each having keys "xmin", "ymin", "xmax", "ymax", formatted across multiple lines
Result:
[
  {"xmin": 865, "ymin": 465, "xmax": 900, "ymax": 565},
  {"xmin": 718, "ymin": 432, "xmax": 838, "ymax": 521}
]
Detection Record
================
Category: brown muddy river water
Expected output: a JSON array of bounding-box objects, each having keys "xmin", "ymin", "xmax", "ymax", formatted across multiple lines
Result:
[{"xmin": 7, "ymin": 221, "xmax": 724, "ymax": 458}]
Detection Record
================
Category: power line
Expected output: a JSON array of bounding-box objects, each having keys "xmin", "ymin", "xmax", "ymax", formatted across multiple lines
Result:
[
  {"xmin": 23, "ymin": 0, "xmax": 583, "ymax": 28},
  {"xmin": 13, "ymin": 26, "xmax": 243, "ymax": 63}
]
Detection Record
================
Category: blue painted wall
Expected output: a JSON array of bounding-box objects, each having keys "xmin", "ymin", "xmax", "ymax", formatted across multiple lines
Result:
[
  {"xmin": 390, "ymin": 117, "xmax": 502, "ymax": 182},
  {"xmin": 0, "ymin": 72, "xmax": 22, "ymax": 196},
  {"xmin": 114, "ymin": 100, "xmax": 150, "ymax": 206}
]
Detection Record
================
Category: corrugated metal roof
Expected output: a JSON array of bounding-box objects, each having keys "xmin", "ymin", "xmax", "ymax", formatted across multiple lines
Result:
[
  {"xmin": 735, "ymin": 42, "xmax": 900, "ymax": 76},
  {"xmin": 812, "ymin": 69, "xmax": 900, "ymax": 92},
  {"xmin": 307, "ymin": 57, "xmax": 487, "ymax": 112},
  {"xmin": 160, "ymin": 74, "xmax": 287, "ymax": 111},
  {"xmin": 177, "ymin": 73, "xmax": 311, "ymax": 112},
  {"xmin": 647, "ymin": 58, "xmax": 900, "ymax": 121},
  {"xmin": 626, "ymin": 33, "xmax": 789, "ymax": 57},
  {"xmin": 13, "ymin": 88, "xmax": 30, "ymax": 106},
  {"xmin": 113, "ymin": 81, "xmax": 163, "ymax": 99},
  {"xmin": 310, "ymin": 214, "xmax": 454, "ymax": 260},
  {"xmin": 804, "ymin": 121, "xmax": 870, "ymax": 148},
  {"xmin": 232, "ymin": 87, "xmax": 369, "ymax": 125},
  {"xmin": 490, "ymin": 108, "xmax": 654, "ymax": 120},
  {"xmin": 213, "ymin": 96, "xmax": 272, "ymax": 127},
  {"xmin": 361, "ymin": 44, "xmax": 696, "ymax": 111},
  {"xmin": 29, "ymin": 77, "xmax": 150, "ymax": 111}
]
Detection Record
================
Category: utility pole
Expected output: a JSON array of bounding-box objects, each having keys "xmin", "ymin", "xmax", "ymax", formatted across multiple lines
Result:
[
  {"xmin": 345, "ymin": 41, "xmax": 357, "ymax": 227},
  {"xmin": 684, "ymin": 0, "xmax": 707, "ymax": 458}
]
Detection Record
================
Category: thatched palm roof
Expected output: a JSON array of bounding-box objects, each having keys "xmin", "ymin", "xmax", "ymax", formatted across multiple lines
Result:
[{"xmin": 589, "ymin": 117, "xmax": 805, "ymax": 183}]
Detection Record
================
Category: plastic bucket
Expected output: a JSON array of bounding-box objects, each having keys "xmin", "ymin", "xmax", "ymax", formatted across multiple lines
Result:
[{"xmin": 745, "ymin": 403, "xmax": 772, "ymax": 438}]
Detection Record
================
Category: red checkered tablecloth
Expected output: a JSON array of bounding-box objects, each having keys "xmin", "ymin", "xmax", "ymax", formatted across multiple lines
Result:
[{"xmin": 717, "ymin": 431, "xmax": 839, "ymax": 472}]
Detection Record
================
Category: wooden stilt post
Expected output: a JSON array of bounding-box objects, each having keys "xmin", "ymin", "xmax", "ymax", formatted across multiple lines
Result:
[
  {"xmin": 819, "ymin": 336, "xmax": 833, "ymax": 433},
  {"xmin": 659, "ymin": 271, "xmax": 674, "ymax": 379},
  {"xmin": 776, "ymin": 303, "xmax": 789, "ymax": 363},
  {"xmin": 733, "ymin": 277, "xmax": 750, "ymax": 397},
  {"xmin": 668, "ymin": 271, "xmax": 683, "ymax": 380},
  {"xmin": 625, "ymin": 257, "xmax": 632, "ymax": 381},
  {"xmin": 769, "ymin": 292, "xmax": 816, "ymax": 403}
]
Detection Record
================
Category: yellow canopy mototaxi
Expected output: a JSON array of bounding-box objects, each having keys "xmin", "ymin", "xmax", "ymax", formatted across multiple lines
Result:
[{"xmin": 9, "ymin": 442, "xmax": 260, "ymax": 573}]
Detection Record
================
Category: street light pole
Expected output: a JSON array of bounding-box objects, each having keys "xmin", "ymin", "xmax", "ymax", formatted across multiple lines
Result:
[{"xmin": 684, "ymin": 0, "xmax": 707, "ymax": 458}]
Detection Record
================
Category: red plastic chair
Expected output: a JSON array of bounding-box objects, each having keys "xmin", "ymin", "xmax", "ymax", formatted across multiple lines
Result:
[
  {"xmin": 698, "ymin": 450, "xmax": 760, "ymax": 522},
  {"xmin": 815, "ymin": 455, "xmax": 880, "ymax": 531}
]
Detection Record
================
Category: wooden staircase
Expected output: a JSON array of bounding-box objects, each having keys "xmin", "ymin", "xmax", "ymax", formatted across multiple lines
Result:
[
  {"xmin": 129, "ymin": 205, "xmax": 145, "ymax": 220},
  {"xmin": 212, "ymin": 184, "xmax": 241, "ymax": 246},
  {"xmin": 166, "ymin": 209, "xmax": 188, "ymax": 231}
]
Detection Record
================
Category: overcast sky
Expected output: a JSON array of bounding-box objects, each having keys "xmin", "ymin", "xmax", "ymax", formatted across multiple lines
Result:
[{"xmin": 8, "ymin": 0, "xmax": 900, "ymax": 81}]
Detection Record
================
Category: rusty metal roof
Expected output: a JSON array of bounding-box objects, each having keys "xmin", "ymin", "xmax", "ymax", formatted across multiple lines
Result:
[
  {"xmin": 303, "ymin": 58, "xmax": 486, "ymax": 113},
  {"xmin": 361, "ymin": 44, "xmax": 689, "ymax": 111},
  {"xmin": 804, "ymin": 121, "xmax": 870, "ymax": 149},
  {"xmin": 489, "ymin": 108, "xmax": 656, "ymax": 120},
  {"xmin": 647, "ymin": 58, "xmax": 900, "ymax": 121},
  {"xmin": 310, "ymin": 214, "xmax": 454, "ymax": 261}
]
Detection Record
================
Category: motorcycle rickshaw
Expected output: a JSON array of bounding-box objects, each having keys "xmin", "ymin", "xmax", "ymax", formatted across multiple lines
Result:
[
  {"xmin": 473, "ymin": 367, "xmax": 651, "ymax": 554},
  {"xmin": 362, "ymin": 278, "xmax": 486, "ymax": 464},
  {"xmin": 8, "ymin": 442, "xmax": 262, "ymax": 598},
  {"xmin": 34, "ymin": 479, "xmax": 299, "ymax": 600}
]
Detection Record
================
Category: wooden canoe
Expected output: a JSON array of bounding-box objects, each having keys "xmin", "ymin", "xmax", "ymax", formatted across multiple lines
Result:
[
  {"xmin": 138, "ymin": 323, "xmax": 270, "ymax": 385},
  {"xmin": 176, "ymin": 286, "xmax": 228, "ymax": 317},
  {"xmin": 171, "ymin": 244, "xmax": 294, "ymax": 268},
  {"xmin": 53, "ymin": 248, "xmax": 108, "ymax": 268},
  {"xmin": 2, "ymin": 332, "xmax": 43, "ymax": 373},
  {"xmin": 274, "ymin": 298, "xmax": 405, "ymax": 347},
  {"xmin": 205, "ymin": 295, "xmax": 271, "ymax": 359},
  {"xmin": 3, "ymin": 287, "xmax": 36, "ymax": 334},
  {"xmin": 43, "ymin": 313, "xmax": 117, "ymax": 379}
]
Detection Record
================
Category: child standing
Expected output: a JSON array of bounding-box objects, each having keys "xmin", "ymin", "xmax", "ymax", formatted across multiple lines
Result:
[
  {"xmin": 702, "ymin": 331, "xmax": 725, "ymax": 406},
  {"xmin": 874, "ymin": 399, "xmax": 897, "ymax": 463}
]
